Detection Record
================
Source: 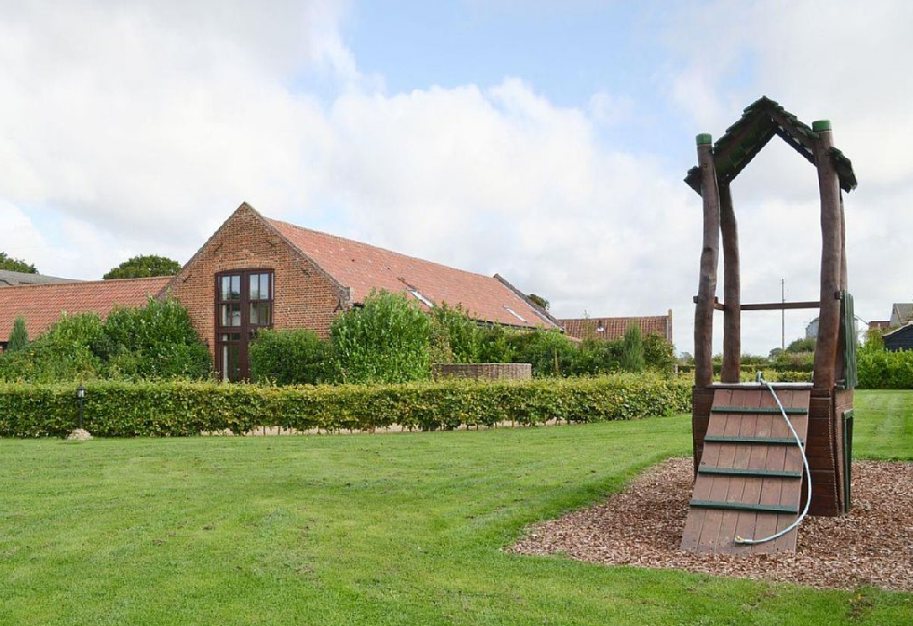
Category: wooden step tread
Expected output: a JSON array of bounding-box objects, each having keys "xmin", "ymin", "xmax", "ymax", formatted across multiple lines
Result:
[
  {"xmin": 711, "ymin": 406, "xmax": 807, "ymax": 415},
  {"xmin": 697, "ymin": 467, "xmax": 803, "ymax": 478},
  {"xmin": 704, "ymin": 435, "xmax": 804, "ymax": 446},
  {"xmin": 689, "ymin": 500, "xmax": 800, "ymax": 514}
]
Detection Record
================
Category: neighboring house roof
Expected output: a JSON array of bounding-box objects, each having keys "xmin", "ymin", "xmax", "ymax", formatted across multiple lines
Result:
[
  {"xmin": 868, "ymin": 320, "xmax": 891, "ymax": 331},
  {"xmin": 0, "ymin": 277, "xmax": 170, "ymax": 339},
  {"xmin": 0, "ymin": 269, "xmax": 79, "ymax": 287},
  {"xmin": 890, "ymin": 303, "xmax": 913, "ymax": 327},
  {"xmin": 561, "ymin": 312, "xmax": 673, "ymax": 343},
  {"xmin": 265, "ymin": 214, "xmax": 557, "ymax": 329},
  {"xmin": 884, "ymin": 323, "xmax": 913, "ymax": 352}
]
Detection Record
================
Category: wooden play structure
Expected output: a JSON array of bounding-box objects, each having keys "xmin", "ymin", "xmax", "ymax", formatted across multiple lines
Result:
[{"xmin": 680, "ymin": 97, "xmax": 858, "ymax": 554}]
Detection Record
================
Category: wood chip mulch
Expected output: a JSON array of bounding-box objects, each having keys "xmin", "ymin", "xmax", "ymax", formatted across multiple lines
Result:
[{"xmin": 509, "ymin": 458, "xmax": 913, "ymax": 592}]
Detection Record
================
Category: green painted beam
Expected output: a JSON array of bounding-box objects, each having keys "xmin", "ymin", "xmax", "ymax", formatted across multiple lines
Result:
[
  {"xmin": 704, "ymin": 435, "xmax": 804, "ymax": 446},
  {"xmin": 689, "ymin": 500, "xmax": 799, "ymax": 514},
  {"xmin": 698, "ymin": 467, "xmax": 803, "ymax": 479},
  {"xmin": 711, "ymin": 406, "xmax": 807, "ymax": 415}
]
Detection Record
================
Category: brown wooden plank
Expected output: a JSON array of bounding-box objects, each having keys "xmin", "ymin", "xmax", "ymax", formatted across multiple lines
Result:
[
  {"xmin": 750, "ymin": 388, "xmax": 785, "ymax": 553},
  {"xmin": 697, "ymin": 411, "xmax": 741, "ymax": 552},
  {"xmin": 716, "ymin": 388, "xmax": 762, "ymax": 554},
  {"xmin": 681, "ymin": 390, "xmax": 729, "ymax": 551},
  {"xmin": 774, "ymin": 390, "xmax": 810, "ymax": 552},
  {"xmin": 731, "ymin": 389, "xmax": 770, "ymax": 553}
]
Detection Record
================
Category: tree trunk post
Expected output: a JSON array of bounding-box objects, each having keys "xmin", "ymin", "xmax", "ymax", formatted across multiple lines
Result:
[
  {"xmin": 812, "ymin": 121, "xmax": 842, "ymax": 391},
  {"xmin": 694, "ymin": 134, "xmax": 721, "ymax": 388},
  {"xmin": 719, "ymin": 183, "xmax": 741, "ymax": 383}
]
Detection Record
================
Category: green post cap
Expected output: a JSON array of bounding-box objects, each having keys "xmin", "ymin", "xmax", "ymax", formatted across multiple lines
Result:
[
  {"xmin": 696, "ymin": 133, "xmax": 713, "ymax": 146},
  {"xmin": 812, "ymin": 120, "xmax": 831, "ymax": 132}
]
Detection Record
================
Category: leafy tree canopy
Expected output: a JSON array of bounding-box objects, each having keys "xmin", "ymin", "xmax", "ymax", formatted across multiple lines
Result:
[
  {"xmin": 526, "ymin": 293, "xmax": 550, "ymax": 311},
  {"xmin": 104, "ymin": 255, "xmax": 181, "ymax": 280},
  {"xmin": 0, "ymin": 252, "xmax": 37, "ymax": 274}
]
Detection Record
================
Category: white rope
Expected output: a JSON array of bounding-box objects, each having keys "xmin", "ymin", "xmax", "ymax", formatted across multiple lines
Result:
[{"xmin": 733, "ymin": 375, "xmax": 812, "ymax": 545}]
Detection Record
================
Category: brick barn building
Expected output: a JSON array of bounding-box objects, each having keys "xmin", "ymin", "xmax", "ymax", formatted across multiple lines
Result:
[
  {"xmin": 0, "ymin": 203, "xmax": 560, "ymax": 380},
  {"xmin": 560, "ymin": 312, "xmax": 673, "ymax": 344}
]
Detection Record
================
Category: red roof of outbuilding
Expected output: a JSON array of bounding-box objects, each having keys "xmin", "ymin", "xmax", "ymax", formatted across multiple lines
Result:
[
  {"xmin": 561, "ymin": 314, "xmax": 673, "ymax": 343},
  {"xmin": 267, "ymin": 217, "xmax": 555, "ymax": 329},
  {"xmin": 0, "ymin": 277, "xmax": 170, "ymax": 340}
]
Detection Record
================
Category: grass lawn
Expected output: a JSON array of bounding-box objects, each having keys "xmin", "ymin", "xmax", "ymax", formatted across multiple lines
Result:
[{"xmin": 0, "ymin": 390, "xmax": 911, "ymax": 625}]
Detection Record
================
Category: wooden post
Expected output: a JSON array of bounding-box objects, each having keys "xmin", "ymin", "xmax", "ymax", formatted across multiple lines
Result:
[
  {"xmin": 694, "ymin": 134, "xmax": 721, "ymax": 388},
  {"xmin": 812, "ymin": 121, "xmax": 842, "ymax": 391},
  {"xmin": 719, "ymin": 183, "xmax": 741, "ymax": 383}
]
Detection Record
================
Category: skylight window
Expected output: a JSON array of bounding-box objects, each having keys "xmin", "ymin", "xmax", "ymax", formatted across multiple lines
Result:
[
  {"xmin": 504, "ymin": 306, "xmax": 527, "ymax": 323},
  {"xmin": 409, "ymin": 289, "xmax": 434, "ymax": 307}
]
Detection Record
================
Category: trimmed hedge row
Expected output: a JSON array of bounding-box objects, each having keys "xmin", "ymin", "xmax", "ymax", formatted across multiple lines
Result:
[{"xmin": 0, "ymin": 374, "xmax": 691, "ymax": 438}]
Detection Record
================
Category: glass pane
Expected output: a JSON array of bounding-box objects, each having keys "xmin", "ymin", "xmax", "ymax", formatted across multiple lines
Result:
[
  {"xmin": 221, "ymin": 304, "xmax": 241, "ymax": 327},
  {"xmin": 222, "ymin": 343, "xmax": 240, "ymax": 382},
  {"xmin": 249, "ymin": 274, "xmax": 260, "ymax": 301},
  {"xmin": 249, "ymin": 302, "xmax": 259, "ymax": 325},
  {"xmin": 230, "ymin": 276, "xmax": 241, "ymax": 300},
  {"xmin": 261, "ymin": 273, "xmax": 271, "ymax": 299},
  {"xmin": 220, "ymin": 276, "xmax": 230, "ymax": 301},
  {"xmin": 260, "ymin": 302, "xmax": 271, "ymax": 325},
  {"xmin": 220, "ymin": 333, "xmax": 241, "ymax": 342}
]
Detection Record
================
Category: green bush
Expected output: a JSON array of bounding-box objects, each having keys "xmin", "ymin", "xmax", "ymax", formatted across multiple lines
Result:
[
  {"xmin": 857, "ymin": 349, "xmax": 913, "ymax": 389},
  {"xmin": 0, "ymin": 374, "xmax": 691, "ymax": 438},
  {"xmin": 508, "ymin": 328, "xmax": 578, "ymax": 377},
  {"xmin": 6, "ymin": 317, "xmax": 29, "ymax": 352},
  {"xmin": 431, "ymin": 304, "xmax": 483, "ymax": 364},
  {"xmin": 0, "ymin": 299, "xmax": 210, "ymax": 383},
  {"xmin": 331, "ymin": 290, "xmax": 432, "ymax": 384},
  {"xmin": 621, "ymin": 324, "xmax": 646, "ymax": 373},
  {"xmin": 249, "ymin": 329, "xmax": 333, "ymax": 385}
]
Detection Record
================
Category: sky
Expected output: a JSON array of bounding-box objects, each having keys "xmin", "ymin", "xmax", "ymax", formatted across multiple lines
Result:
[{"xmin": 1, "ymin": 0, "xmax": 911, "ymax": 356}]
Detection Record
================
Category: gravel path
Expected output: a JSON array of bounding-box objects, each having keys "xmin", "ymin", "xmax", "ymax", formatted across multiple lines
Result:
[{"xmin": 510, "ymin": 458, "xmax": 913, "ymax": 592}]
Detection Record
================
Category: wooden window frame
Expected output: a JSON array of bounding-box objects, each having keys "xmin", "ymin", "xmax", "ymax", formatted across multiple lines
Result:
[{"xmin": 215, "ymin": 269, "xmax": 274, "ymax": 381}]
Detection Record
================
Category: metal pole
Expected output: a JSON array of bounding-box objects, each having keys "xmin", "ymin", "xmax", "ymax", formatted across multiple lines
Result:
[
  {"xmin": 781, "ymin": 278, "xmax": 786, "ymax": 350},
  {"xmin": 78, "ymin": 396, "xmax": 83, "ymax": 430}
]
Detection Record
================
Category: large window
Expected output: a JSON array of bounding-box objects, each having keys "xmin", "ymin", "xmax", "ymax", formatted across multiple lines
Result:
[{"xmin": 215, "ymin": 269, "xmax": 274, "ymax": 381}]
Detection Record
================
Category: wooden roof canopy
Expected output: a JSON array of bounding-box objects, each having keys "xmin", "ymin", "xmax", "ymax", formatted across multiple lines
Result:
[{"xmin": 684, "ymin": 96, "xmax": 857, "ymax": 195}]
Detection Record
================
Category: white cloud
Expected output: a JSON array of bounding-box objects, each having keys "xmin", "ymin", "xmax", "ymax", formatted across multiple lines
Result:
[{"xmin": 1, "ymin": 0, "xmax": 910, "ymax": 358}]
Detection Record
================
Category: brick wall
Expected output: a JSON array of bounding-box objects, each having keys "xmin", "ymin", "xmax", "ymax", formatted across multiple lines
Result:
[
  {"xmin": 432, "ymin": 363, "xmax": 532, "ymax": 381},
  {"xmin": 166, "ymin": 205, "xmax": 346, "ymax": 366}
]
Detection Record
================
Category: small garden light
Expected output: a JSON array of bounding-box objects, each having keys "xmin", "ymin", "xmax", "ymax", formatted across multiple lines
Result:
[{"xmin": 76, "ymin": 384, "xmax": 86, "ymax": 430}]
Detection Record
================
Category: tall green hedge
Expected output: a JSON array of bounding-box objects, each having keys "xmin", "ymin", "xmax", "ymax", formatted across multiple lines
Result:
[{"xmin": 0, "ymin": 374, "xmax": 690, "ymax": 438}]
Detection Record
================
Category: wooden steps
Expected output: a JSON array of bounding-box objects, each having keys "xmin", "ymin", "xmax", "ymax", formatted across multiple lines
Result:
[{"xmin": 681, "ymin": 387, "xmax": 811, "ymax": 554}]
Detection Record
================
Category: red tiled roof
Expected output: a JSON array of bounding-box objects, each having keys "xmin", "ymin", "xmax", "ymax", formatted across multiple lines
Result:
[
  {"xmin": 267, "ymin": 218, "xmax": 555, "ymax": 329},
  {"xmin": 0, "ymin": 277, "xmax": 170, "ymax": 340},
  {"xmin": 561, "ymin": 315, "xmax": 672, "ymax": 342}
]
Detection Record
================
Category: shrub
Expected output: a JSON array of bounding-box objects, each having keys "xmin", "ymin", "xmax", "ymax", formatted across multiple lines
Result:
[
  {"xmin": 857, "ymin": 349, "xmax": 913, "ymax": 389},
  {"xmin": 6, "ymin": 317, "xmax": 29, "ymax": 352},
  {"xmin": 643, "ymin": 333, "xmax": 675, "ymax": 376},
  {"xmin": 249, "ymin": 329, "xmax": 333, "ymax": 385},
  {"xmin": 509, "ymin": 328, "xmax": 578, "ymax": 377},
  {"xmin": 574, "ymin": 339, "xmax": 623, "ymax": 376},
  {"xmin": 0, "ymin": 374, "xmax": 692, "ymax": 438},
  {"xmin": 0, "ymin": 313, "xmax": 106, "ymax": 383},
  {"xmin": 99, "ymin": 298, "xmax": 211, "ymax": 380},
  {"xmin": 621, "ymin": 324, "xmax": 646, "ymax": 373},
  {"xmin": 331, "ymin": 291, "xmax": 432, "ymax": 384},
  {"xmin": 430, "ymin": 304, "xmax": 482, "ymax": 364},
  {"xmin": 476, "ymin": 324, "xmax": 517, "ymax": 363},
  {"xmin": 0, "ymin": 299, "xmax": 210, "ymax": 383}
]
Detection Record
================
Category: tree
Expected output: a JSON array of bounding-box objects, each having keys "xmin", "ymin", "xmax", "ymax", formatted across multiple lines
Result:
[
  {"xmin": 330, "ymin": 290, "xmax": 432, "ymax": 384},
  {"xmin": 786, "ymin": 337, "xmax": 816, "ymax": 353},
  {"xmin": 526, "ymin": 293, "xmax": 550, "ymax": 311},
  {"xmin": 6, "ymin": 318, "xmax": 29, "ymax": 352},
  {"xmin": 620, "ymin": 323, "xmax": 646, "ymax": 372},
  {"xmin": 0, "ymin": 252, "xmax": 37, "ymax": 274},
  {"xmin": 104, "ymin": 255, "xmax": 181, "ymax": 280}
]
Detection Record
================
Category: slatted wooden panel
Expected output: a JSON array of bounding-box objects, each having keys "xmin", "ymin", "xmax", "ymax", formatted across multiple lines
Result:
[{"xmin": 681, "ymin": 387, "xmax": 811, "ymax": 554}]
